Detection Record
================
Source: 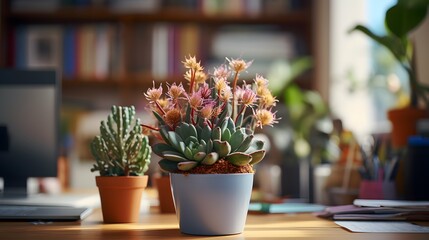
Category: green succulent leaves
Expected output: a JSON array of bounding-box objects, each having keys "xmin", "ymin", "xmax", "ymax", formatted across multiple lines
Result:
[
  {"xmin": 90, "ymin": 105, "xmax": 151, "ymax": 176},
  {"xmin": 155, "ymin": 117, "xmax": 265, "ymax": 173}
]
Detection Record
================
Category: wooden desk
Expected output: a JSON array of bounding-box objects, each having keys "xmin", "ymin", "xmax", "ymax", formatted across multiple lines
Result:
[{"xmin": 1, "ymin": 208, "xmax": 428, "ymax": 240}]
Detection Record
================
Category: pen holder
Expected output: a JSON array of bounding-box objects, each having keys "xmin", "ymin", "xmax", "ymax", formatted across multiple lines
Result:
[{"xmin": 358, "ymin": 180, "xmax": 396, "ymax": 200}]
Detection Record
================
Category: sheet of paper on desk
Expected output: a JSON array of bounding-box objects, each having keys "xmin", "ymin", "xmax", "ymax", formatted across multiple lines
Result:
[
  {"xmin": 335, "ymin": 221, "xmax": 429, "ymax": 233},
  {"xmin": 354, "ymin": 199, "xmax": 429, "ymax": 208}
]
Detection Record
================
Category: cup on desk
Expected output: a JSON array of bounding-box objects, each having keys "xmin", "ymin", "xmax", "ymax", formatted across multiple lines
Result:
[{"xmin": 358, "ymin": 180, "xmax": 396, "ymax": 200}]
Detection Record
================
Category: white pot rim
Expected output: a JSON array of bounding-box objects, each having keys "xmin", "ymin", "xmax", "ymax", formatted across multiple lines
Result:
[{"xmin": 170, "ymin": 172, "xmax": 254, "ymax": 176}]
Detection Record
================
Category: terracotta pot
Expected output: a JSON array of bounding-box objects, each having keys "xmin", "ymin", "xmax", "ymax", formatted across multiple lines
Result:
[
  {"xmin": 170, "ymin": 173, "xmax": 254, "ymax": 236},
  {"xmin": 387, "ymin": 107, "xmax": 428, "ymax": 149},
  {"xmin": 96, "ymin": 176, "xmax": 148, "ymax": 223},
  {"xmin": 154, "ymin": 175, "xmax": 175, "ymax": 213}
]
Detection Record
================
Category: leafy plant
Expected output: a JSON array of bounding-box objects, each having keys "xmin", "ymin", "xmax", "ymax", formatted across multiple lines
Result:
[
  {"xmin": 90, "ymin": 105, "xmax": 151, "ymax": 176},
  {"xmin": 268, "ymin": 58, "xmax": 329, "ymax": 160},
  {"xmin": 143, "ymin": 56, "xmax": 279, "ymax": 173},
  {"xmin": 350, "ymin": 0, "xmax": 429, "ymax": 108}
]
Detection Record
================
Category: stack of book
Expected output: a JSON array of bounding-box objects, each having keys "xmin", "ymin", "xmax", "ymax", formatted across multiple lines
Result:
[{"xmin": 318, "ymin": 199, "xmax": 429, "ymax": 221}]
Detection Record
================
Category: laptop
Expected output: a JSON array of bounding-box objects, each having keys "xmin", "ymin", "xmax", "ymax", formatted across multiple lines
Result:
[{"xmin": 0, "ymin": 205, "xmax": 93, "ymax": 221}]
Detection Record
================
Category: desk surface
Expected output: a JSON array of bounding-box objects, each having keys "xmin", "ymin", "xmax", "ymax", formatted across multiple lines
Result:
[{"xmin": 1, "ymin": 208, "xmax": 429, "ymax": 240}]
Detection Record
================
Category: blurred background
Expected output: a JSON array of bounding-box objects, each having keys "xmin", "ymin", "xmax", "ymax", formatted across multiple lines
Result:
[{"xmin": 1, "ymin": 0, "xmax": 428, "ymax": 205}]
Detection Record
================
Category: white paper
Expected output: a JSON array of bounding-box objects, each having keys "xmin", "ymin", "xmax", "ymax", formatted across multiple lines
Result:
[
  {"xmin": 335, "ymin": 221, "xmax": 429, "ymax": 233},
  {"xmin": 353, "ymin": 199, "xmax": 429, "ymax": 208}
]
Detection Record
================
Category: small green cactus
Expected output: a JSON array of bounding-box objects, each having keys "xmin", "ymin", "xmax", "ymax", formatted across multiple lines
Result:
[{"xmin": 90, "ymin": 105, "xmax": 151, "ymax": 176}]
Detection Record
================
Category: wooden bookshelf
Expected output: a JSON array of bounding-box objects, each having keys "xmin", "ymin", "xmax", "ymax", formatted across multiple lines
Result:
[
  {"xmin": 6, "ymin": 8, "xmax": 310, "ymax": 25},
  {"xmin": 0, "ymin": 0, "xmax": 315, "ymax": 109}
]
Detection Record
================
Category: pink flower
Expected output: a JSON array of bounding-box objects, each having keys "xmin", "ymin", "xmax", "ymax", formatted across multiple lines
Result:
[
  {"xmin": 200, "ymin": 101, "xmax": 215, "ymax": 119},
  {"xmin": 219, "ymin": 86, "xmax": 232, "ymax": 102},
  {"xmin": 254, "ymin": 109, "xmax": 279, "ymax": 128},
  {"xmin": 254, "ymin": 74, "xmax": 268, "ymax": 88},
  {"xmin": 188, "ymin": 92, "xmax": 203, "ymax": 110},
  {"xmin": 240, "ymin": 86, "xmax": 257, "ymax": 107},
  {"xmin": 226, "ymin": 57, "xmax": 253, "ymax": 73},
  {"xmin": 182, "ymin": 55, "xmax": 203, "ymax": 72},
  {"xmin": 167, "ymin": 82, "xmax": 186, "ymax": 101},
  {"xmin": 213, "ymin": 64, "xmax": 230, "ymax": 80},
  {"xmin": 144, "ymin": 82, "xmax": 163, "ymax": 103},
  {"xmin": 197, "ymin": 83, "xmax": 212, "ymax": 100}
]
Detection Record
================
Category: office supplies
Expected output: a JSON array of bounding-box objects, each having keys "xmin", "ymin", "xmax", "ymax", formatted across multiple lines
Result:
[
  {"xmin": 0, "ymin": 205, "xmax": 92, "ymax": 221},
  {"xmin": 248, "ymin": 202, "xmax": 326, "ymax": 214},
  {"xmin": 318, "ymin": 199, "xmax": 429, "ymax": 221}
]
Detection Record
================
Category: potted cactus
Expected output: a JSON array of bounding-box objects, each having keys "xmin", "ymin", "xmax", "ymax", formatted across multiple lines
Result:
[
  {"xmin": 143, "ymin": 56, "xmax": 278, "ymax": 235},
  {"xmin": 90, "ymin": 105, "xmax": 151, "ymax": 223}
]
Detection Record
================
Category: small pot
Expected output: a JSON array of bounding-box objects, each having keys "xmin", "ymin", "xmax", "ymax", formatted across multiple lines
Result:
[
  {"xmin": 387, "ymin": 107, "xmax": 428, "ymax": 149},
  {"xmin": 96, "ymin": 176, "xmax": 148, "ymax": 223},
  {"xmin": 154, "ymin": 175, "xmax": 175, "ymax": 213},
  {"xmin": 170, "ymin": 173, "xmax": 254, "ymax": 236}
]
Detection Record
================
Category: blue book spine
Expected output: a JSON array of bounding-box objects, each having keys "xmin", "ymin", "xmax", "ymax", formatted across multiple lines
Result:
[
  {"xmin": 63, "ymin": 26, "xmax": 76, "ymax": 79},
  {"xmin": 15, "ymin": 26, "xmax": 27, "ymax": 68}
]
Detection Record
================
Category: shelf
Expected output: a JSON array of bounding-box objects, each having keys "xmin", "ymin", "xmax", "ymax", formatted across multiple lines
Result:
[
  {"xmin": 2, "ymin": 1, "xmax": 316, "ymax": 109},
  {"xmin": 61, "ymin": 71, "xmax": 314, "ymax": 92},
  {"xmin": 61, "ymin": 77, "xmax": 179, "ymax": 91},
  {"xmin": 6, "ymin": 8, "xmax": 310, "ymax": 25}
]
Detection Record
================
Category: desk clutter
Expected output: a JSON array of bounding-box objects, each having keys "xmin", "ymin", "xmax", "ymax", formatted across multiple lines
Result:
[
  {"xmin": 317, "ymin": 199, "xmax": 429, "ymax": 233},
  {"xmin": 317, "ymin": 199, "xmax": 429, "ymax": 221}
]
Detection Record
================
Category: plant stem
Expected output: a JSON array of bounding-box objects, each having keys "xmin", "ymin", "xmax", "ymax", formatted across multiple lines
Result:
[
  {"xmin": 155, "ymin": 100, "xmax": 166, "ymax": 115},
  {"xmin": 141, "ymin": 124, "xmax": 160, "ymax": 131},
  {"xmin": 232, "ymin": 71, "xmax": 239, "ymax": 119},
  {"xmin": 189, "ymin": 69, "xmax": 195, "ymax": 94},
  {"xmin": 403, "ymin": 64, "xmax": 418, "ymax": 108},
  {"xmin": 191, "ymin": 108, "xmax": 196, "ymax": 125},
  {"xmin": 235, "ymin": 105, "xmax": 246, "ymax": 124}
]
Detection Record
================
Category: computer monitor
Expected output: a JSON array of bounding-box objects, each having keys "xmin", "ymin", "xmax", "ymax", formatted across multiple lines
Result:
[{"xmin": 0, "ymin": 69, "xmax": 60, "ymax": 197}]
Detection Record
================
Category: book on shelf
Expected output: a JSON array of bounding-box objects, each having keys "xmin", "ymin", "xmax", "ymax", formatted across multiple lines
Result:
[
  {"xmin": 11, "ymin": 0, "xmax": 61, "ymax": 12},
  {"xmin": 24, "ymin": 25, "xmax": 62, "ymax": 70},
  {"xmin": 94, "ymin": 25, "xmax": 112, "ymax": 80},
  {"xmin": 7, "ymin": 17, "xmax": 306, "ymax": 83},
  {"xmin": 76, "ymin": 25, "xmax": 95, "ymax": 80},
  {"xmin": 151, "ymin": 24, "xmax": 169, "ymax": 79},
  {"xmin": 62, "ymin": 26, "xmax": 77, "ymax": 79},
  {"xmin": 127, "ymin": 24, "xmax": 153, "ymax": 79},
  {"xmin": 151, "ymin": 24, "xmax": 201, "ymax": 80},
  {"xmin": 211, "ymin": 26, "xmax": 297, "ymax": 60},
  {"xmin": 10, "ymin": 24, "xmax": 118, "ymax": 81},
  {"xmin": 109, "ymin": 0, "xmax": 160, "ymax": 13},
  {"xmin": 10, "ymin": 0, "xmax": 308, "ymax": 16}
]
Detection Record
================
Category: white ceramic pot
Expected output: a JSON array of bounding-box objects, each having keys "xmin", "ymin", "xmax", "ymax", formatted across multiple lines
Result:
[{"xmin": 170, "ymin": 173, "xmax": 254, "ymax": 236}]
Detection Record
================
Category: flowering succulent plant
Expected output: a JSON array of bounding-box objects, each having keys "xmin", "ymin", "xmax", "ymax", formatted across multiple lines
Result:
[{"xmin": 143, "ymin": 56, "xmax": 278, "ymax": 173}]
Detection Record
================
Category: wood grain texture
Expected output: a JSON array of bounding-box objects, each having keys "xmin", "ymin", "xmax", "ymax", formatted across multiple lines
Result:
[{"xmin": 1, "ymin": 208, "xmax": 429, "ymax": 240}]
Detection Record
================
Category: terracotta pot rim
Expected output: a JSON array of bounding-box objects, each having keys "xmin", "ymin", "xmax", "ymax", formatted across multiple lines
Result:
[
  {"xmin": 96, "ymin": 175, "xmax": 148, "ymax": 188},
  {"xmin": 96, "ymin": 175, "xmax": 148, "ymax": 178},
  {"xmin": 388, "ymin": 106, "xmax": 428, "ymax": 114}
]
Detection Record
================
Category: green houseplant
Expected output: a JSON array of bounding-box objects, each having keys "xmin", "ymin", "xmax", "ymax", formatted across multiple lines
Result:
[
  {"xmin": 90, "ymin": 105, "xmax": 151, "ymax": 223},
  {"xmin": 143, "ymin": 56, "xmax": 278, "ymax": 235},
  {"xmin": 267, "ymin": 58, "xmax": 331, "ymax": 200},
  {"xmin": 350, "ymin": 0, "xmax": 429, "ymax": 148}
]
